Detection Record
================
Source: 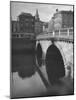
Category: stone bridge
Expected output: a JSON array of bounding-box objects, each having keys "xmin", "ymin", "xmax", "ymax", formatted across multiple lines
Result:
[
  {"xmin": 12, "ymin": 28, "xmax": 74, "ymax": 87},
  {"xmin": 36, "ymin": 28, "xmax": 74, "ymax": 86}
]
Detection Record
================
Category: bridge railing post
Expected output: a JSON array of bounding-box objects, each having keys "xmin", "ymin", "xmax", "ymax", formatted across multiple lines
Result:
[
  {"xmin": 67, "ymin": 28, "xmax": 69, "ymax": 37},
  {"xmin": 53, "ymin": 31, "xmax": 54, "ymax": 37},
  {"xmin": 59, "ymin": 30, "xmax": 60, "ymax": 37}
]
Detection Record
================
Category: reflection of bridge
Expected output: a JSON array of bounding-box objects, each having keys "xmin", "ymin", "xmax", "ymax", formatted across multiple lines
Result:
[{"xmin": 36, "ymin": 27, "xmax": 74, "ymax": 87}]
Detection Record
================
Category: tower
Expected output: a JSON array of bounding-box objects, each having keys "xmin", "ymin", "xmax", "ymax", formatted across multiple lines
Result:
[
  {"xmin": 35, "ymin": 9, "xmax": 43, "ymax": 35},
  {"xmin": 35, "ymin": 9, "xmax": 40, "ymax": 21}
]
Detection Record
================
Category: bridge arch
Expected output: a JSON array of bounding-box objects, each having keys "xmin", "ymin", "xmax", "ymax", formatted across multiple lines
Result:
[
  {"xmin": 45, "ymin": 42, "xmax": 66, "ymax": 67},
  {"xmin": 36, "ymin": 40, "xmax": 52, "ymax": 66},
  {"xmin": 36, "ymin": 42, "xmax": 43, "ymax": 67},
  {"xmin": 45, "ymin": 43, "xmax": 65, "ymax": 85},
  {"xmin": 54, "ymin": 42, "xmax": 66, "ymax": 67}
]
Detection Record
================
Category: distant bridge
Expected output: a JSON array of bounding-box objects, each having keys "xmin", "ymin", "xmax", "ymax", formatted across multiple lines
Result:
[{"xmin": 12, "ymin": 32, "xmax": 35, "ymax": 40}]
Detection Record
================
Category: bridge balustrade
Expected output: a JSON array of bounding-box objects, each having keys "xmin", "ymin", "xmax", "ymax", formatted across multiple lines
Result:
[
  {"xmin": 48, "ymin": 28, "xmax": 73, "ymax": 40},
  {"xmin": 36, "ymin": 28, "xmax": 73, "ymax": 42}
]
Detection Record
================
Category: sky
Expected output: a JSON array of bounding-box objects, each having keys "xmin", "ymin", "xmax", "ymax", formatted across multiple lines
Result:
[{"xmin": 11, "ymin": 2, "xmax": 73, "ymax": 22}]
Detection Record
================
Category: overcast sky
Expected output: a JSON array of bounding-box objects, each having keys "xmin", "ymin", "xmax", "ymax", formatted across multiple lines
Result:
[{"xmin": 11, "ymin": 2, "xmax": 73, "ymax": 22}]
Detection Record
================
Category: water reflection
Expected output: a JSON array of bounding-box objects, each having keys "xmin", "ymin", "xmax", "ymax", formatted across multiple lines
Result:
[
  {"xmin": 11, "ymin": 38, "xmax": 36, "ymax": 78},
  {"xmin": 11, "ymin": 39, "xmax": 74, "ymax": 98},
  {"xmin": 11, "ymin": 39, "xmax": 47, "ymax": 98},
  {"xmin": 12, "ymin": 49, "xmax": 36, "ymax": 78}
]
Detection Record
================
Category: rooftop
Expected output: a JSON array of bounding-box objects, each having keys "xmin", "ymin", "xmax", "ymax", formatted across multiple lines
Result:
[{"xmin": 18, "ymin": 12, "xmax": 33, "ymax": 17}]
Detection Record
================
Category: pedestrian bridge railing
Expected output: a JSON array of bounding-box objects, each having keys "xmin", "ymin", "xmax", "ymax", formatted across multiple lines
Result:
[{"xmin": 36, "ymin": 28, "xmax": 73, "ymax": 42}]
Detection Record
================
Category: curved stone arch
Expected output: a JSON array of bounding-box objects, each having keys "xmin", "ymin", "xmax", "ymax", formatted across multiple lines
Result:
[
  {"xmin": 45, "ymin": 42, "xmax": 66, "ymax": 72},
  {"xmin": 36, "ymin": 40, "xmax": 40, "ymax": 48},
  {"xmin": 35, "ymin": 41, "xmax": 43, "ymax": 67},
  {"xmin": 36, "ymin": 41, "xmax": 44, "ymax": 61},
  {"xmin": 45, "ymin": 43, "xmax": 65, "ymax": 84},
  {"xmin": 54, "ymin": 42, "xmax": 66, "ymax": 67},
  {"xmin": 36, "ymin": 40, "xmax": 52, "ymax": 66},
  {"xmin": 36, "ymin": 41, "xmax": 43, "ymax": 60},
  {"xmin": 45, "ymin": 42, "xmax": 66, "ymax": 63},
  {"xmin": 40, "ymin": 40, "xmax": 52, "ymax": 58},
  {"xmin": 54, "ymin": 42, "xmax": 67, "ymax": 77}
]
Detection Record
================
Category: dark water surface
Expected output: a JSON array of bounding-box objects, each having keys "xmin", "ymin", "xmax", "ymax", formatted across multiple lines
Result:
[
  {"xmin": 11, "ymin": 38, "xmax": 74, "ymax": 98},
  {"xmin": 11, "ymin": 38, "xmax": 47, "ymax": 98},
  {"xmin": 11, "ymin": 38, "xmax": 36, "ymax": 78}
]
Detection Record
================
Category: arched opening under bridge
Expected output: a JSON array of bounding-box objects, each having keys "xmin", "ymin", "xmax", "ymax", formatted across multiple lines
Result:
[
  {"xmin": 45, "ymin": 44, "xmax": 65, "ymax": 85},
  {"xmin": 36, "ymin": 43, "xmax": 43, "ymax": 67}
]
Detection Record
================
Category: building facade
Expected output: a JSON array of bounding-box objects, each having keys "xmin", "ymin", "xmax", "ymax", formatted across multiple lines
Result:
[
  {"xmin": 11, "ymin": 10, "xmax": 43, "ymax": 36},
  {"xmin": 11, "ymin": 21, "xmax": 20, "ymax": 33},
  {"xmin": 18, "ymin": 12, "xmax": 35, "ymax": 33},
  {"xmin": 48, "ymin": 9, "xmax": 74, "ymax": 32},
  {"xmin": 61, "ymin": 10, "xmax": 74, "ymax": 28},
  {"xmin": 11, "ymin": 12, "xmax": 35, "ymax": 34}
]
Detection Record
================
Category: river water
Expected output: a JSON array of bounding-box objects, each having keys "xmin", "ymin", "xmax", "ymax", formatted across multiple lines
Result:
[
  {"xmin": 11, "ymin": 38, "xmax": 47, "ymax": 98},
  {"xmin": 11, "ymin": 38, "xmax": 74, "ymax": 98}
]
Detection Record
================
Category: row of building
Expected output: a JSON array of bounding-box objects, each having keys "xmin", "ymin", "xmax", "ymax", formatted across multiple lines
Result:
[
  {"xmin": 11, "ymin": 9, "xmax": 43, "ymax": 36},
  {"xmin": 11, "ymin": 9, "xmax": 74, "ymax": 37},
  {"xmin": 48, "ymin": 9, "xmax": 74, "ymax": 32}
]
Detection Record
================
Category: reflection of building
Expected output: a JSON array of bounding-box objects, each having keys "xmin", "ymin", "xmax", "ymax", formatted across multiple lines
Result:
[
  {"xmin": 48, "ymin": 9, "xmax": 74, "ymax": 32},
  {"xmin": 18, "ymin": 12, "xmax": 35, "ymax": 33},
  {"xmin": 34, "ymin": 9, "xmax": 43, "ymax": 35}
]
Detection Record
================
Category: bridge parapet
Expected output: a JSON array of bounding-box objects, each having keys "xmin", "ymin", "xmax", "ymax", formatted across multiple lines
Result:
[{"xmin": 36, "ymin": 28, "xmax": 73, "ymax": 42}]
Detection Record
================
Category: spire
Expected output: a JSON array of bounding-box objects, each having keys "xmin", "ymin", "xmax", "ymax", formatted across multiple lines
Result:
[{"xmin": 35, "ymin": 9, "xmax": 39, "ymax": 21}]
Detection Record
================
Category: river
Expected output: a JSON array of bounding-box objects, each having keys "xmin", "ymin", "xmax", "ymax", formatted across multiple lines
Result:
[{"xmin": 11, "ymin": 38, "xmax": 74, "ymax": 98}]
